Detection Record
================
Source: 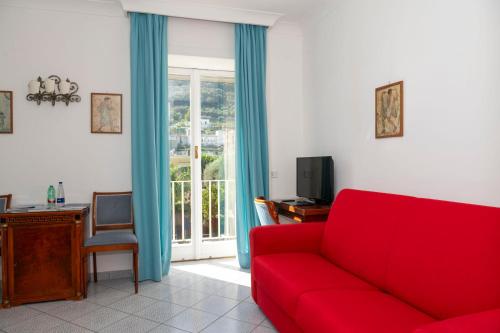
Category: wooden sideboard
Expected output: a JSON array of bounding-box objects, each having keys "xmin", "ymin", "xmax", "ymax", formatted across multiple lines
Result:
[{"xmin": 0, "ymin": 205, "xmax": 89, "ymax": 308}]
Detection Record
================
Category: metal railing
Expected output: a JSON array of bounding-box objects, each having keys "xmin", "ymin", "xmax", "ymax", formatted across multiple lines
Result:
[{"xmin": 171, "ymin": 179, "xmax": 236, "ymax": 244}]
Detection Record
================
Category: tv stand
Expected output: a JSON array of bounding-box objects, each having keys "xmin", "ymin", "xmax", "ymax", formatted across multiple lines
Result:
[{"xmin": 273, "ymin": 200, "xmax": 331, "ymax": 223}]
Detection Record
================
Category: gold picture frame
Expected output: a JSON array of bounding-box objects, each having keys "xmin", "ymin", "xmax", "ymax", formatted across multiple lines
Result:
[
  {"xmin": 375, "ymin": 81, "xmax": 403, "ymax": 138},
  {"xmin": 91, "ymin": 93, "xmax": 122, "ymax": 134},
  {"xmin": 0, "ymin": 91, "xmax": 13, "ymax": 134}
]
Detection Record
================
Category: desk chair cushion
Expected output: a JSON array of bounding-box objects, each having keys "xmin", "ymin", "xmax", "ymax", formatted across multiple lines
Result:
[
  {"xmin": 255, "ymin": 200, "xmax": 277, "ymax": 226},
  {"xmin": 85, "ymin": 231, "xmax": 138, "ymax": 247}
]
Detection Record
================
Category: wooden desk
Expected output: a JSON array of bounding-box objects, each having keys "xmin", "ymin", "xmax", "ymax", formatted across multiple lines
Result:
[
  {"xmin": 274, "ymin": 201, "xmax": 330, "ymax": 223},
  {"xmin": 0, "ymin": 205, "xmax": 89, "ymax": 308}
]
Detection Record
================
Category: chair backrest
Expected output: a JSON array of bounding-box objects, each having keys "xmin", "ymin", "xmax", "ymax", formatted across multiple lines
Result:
[
  {"xmin": 0, "ymin": 194, "xmax": 12, "ymax": 213},
  {"xmin": 92, "ymin": 191, "xmax": 133, "ymax": 235},
  {"xmin": 254, "ymin": 197, "xmax": 279, "ymax": 225}
]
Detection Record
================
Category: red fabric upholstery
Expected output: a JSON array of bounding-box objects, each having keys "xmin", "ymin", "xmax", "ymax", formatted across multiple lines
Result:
[
  {"xmin": 413, "ymin": 309, "xmax": 500, "ymax": 333},
  {"xmin": 386, "ymin": 198, "xmax": 500, "ymax": 319},
  {"xmin": 296, "ymin": 290, "xmax": 434, "ymax": 333},
  {"xmin": 321, "ymin": 189, "xmax": 416, "ymax": 289},
  {"xmin": 250, "ymin": 222, "xmax": 325, "ymax": 258},
  {"xmin": 256, "ymin": 286, "xmax": 302, "ymax": 333},
  {"xmin": 250, "ymin": 188, "xmax": 500, "ymax": 332},
  {"xmin": 253, "ymin": 252, "xmax": 374, "ymax": 318}
]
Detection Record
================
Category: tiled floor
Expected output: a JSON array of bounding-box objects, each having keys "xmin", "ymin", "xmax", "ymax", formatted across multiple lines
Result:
[{"xmin": 0, "ymin": 258, "xmax": 276, "ymax": 333}]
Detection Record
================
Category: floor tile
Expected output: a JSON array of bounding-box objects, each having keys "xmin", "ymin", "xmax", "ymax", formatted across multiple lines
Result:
[
  {"xmin": 215, "ymin": 284, "xmax": 251, "ymax": 301},
  {"xmin": 71, "ymin": 307, "xmax": 129, "ymax": 331},
  {"xmin": 98, "ymin": 315, "xmax": 159, "ymax": 333},
  {"xmin": 166, "ymin": 309, "xmax": 218, "ymax": 332},
  {"xmin": 164, "ymin": 289, "xmax": 210, "ymax": 307},
  {"xmin": 225, "ymin": 302, "xmax": 266, "ymax": 325},
  {"xmin": 46, "ymin": 322, "xmax": 93, "ymax": 333},
  {"xmin": 201, "ymin": 317, "xmax": 256, "ymax": 333},
  {"xmin": 108, "ymin": 295, "xmax": 157, "ymax": 314},
  {"xmin": 149, "ymin": 325, "xmax": 189, "ymax": 333},
  {"xmin": 161, "ymin": 273, "xmax": 202, "ymax": 288},
  {"xmin": 139, "ymin": 283, "xmax": 182, "ymax": 300},
  {"xmin": 251, "ymin": 325, "xmax": 277, "ymax": 333},
  {"xmin": 48, "ymin": 300, "xmax": 102, "ymax": 321},
  {"xmin": 192, "ymin": 295, "xmax": 239, "ymax": 315},
  {"xmin": 4, "ymin": 314, "xmax": 65, "ymax": 333},
  {"xmin": 188, "ymin": 278, "xmax": 228, "ymax": 294},
  {"xmin": 27, "ymin": 300, "xmax": 72, "ymax": 313},
  {"xmin": 135, "ymin": 301, "xmax": 186, "ymax": 323},
  {"xmin": 0, "ymin": 306, "xmax": 42, "ymax": 329},
  {"xmin": 100, "ymin": 278, "xmax": 136, "ymax": 291},
  {"xmin": 86, "ymin": 287, "xmax": 131, "ymax": 306}
]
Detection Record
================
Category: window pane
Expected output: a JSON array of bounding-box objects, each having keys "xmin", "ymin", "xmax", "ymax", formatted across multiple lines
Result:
[
  {"xmin": 200, "ymin": 75, "xmax": 236, "ymax": 239},
  {"xmin": 169, "ymin": 75, "xmax": 192, "ymax": 243}
]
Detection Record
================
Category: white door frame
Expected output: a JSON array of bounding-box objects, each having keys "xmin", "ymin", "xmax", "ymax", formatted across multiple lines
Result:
[{"xmin": 170, "ymin": 67, "xmax": 236, "ymax": 261}]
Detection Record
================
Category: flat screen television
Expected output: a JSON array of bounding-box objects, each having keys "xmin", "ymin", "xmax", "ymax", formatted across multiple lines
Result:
[{"xmin": 297, "ymin": 156, "xmax": 334, "ymax": 204}]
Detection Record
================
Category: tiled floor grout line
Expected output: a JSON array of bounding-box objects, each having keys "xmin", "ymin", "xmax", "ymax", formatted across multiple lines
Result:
[{"xmin": 1, "ymin": 261, "xmax": 274, "ymax": 333}]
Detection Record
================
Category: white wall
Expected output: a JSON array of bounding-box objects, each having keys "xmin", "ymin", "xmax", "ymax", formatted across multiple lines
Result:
[
  {"xmin": 302, "ymin": 0, "xmax": 500, "ymax": 206},
  {"xmin": 0, "ymin": 0, "xmax": 304, "ymax": 271},
  {"xmin": 267, "ymin": 21, "xmax": 304, "ymax": 199}
]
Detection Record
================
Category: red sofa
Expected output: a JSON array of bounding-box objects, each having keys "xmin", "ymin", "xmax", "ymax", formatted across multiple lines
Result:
[{"xmin": 250, "ymin": 189, "xmax": 500, "ymax": 333}]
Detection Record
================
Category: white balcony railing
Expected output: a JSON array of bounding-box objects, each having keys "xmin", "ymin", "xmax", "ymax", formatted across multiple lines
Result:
[{"xmin": 171, "ymin": 179, "xmax": 236, "ymax": 244}]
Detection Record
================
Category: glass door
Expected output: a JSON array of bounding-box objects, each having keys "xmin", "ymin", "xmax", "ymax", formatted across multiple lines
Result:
[{"xmin": 169, "ymin": 68, "xmax": 236, "ymax": 261}]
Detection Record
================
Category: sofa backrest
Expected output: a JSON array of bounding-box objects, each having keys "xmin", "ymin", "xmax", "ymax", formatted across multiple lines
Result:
[
  {"xmin": 385, "ymin": 197, "xmax": 500, "ymax": 319},
  {"xmin": 321, "ymin": 189, "xmax": 416, "ymax": 289},
  {"xmin": 321, "ymin": 189, "xmax": 500, "ymax": 320}
]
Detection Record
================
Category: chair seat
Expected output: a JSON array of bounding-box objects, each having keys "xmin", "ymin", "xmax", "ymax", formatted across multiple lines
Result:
[
  {"xmin": 85, "ymin": 231, "xmax": 138, "ymax": 247},
  {"xmin": 253, "ymin": 252, "xmax": 375, "ymax": 318}
]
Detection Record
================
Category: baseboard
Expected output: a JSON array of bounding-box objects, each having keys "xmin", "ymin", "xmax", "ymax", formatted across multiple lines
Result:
[{"xmin": 89, "ymin": 269, "xmax": 133, "ymax": 281}]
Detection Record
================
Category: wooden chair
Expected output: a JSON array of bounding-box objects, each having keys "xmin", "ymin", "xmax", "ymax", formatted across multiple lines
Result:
[
  {"xmin": 82, "ymin": 191, "xmax": 138, "ymax": 295},
  {"xmin": 254, "ymin": 196, "xmax": 280, "ymax": 225},
  {"xmin": 0, "ymin": 194, "xmax": 12, "ymax": 256}
]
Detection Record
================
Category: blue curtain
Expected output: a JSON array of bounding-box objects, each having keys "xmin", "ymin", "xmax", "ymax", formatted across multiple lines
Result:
[
  {"xmin": 235, "ymin": 24, "xmax": 270, "ymax": 269},
  {"xmin": 130, "ymin": 13, "xmax": 171, "ymax": 281}
]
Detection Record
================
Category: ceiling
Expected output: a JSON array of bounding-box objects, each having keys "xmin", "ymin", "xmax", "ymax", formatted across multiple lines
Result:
[
  {"xmin": 181, "ymin": 0, "xmax": 328, "ymax": 21},
  {"xmin": 92, "ymin": 0, "xmax": 329, "ymax": 22}
]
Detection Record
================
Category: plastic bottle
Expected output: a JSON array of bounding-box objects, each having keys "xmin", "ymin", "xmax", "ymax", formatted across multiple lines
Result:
[
  {"xmin": 56, "ymin": 182, "xmax": 65, "ymax": 207},
  {"xmin": 47, "ymin": 185, "xmax": 56, "ymax": 207}
]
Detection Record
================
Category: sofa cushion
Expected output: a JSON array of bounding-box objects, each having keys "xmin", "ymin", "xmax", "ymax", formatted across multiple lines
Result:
[
  {"xmin": 386, "ymin": 198, "xmax": 500, "ymax": 319},
  {"xmin": 295, "ymin": 289, "xmax": 434, "ymax": 333},
  {"xmin": 253, "ymin": 252, "xmax": 375, "ymax": 318},
  {"xmin": 321, "ymin": 189, "xmax": 417, "ymax": 289}
]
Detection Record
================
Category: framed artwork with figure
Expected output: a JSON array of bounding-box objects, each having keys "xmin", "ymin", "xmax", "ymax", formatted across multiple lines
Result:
[
  {"xmin": 91, "ymin": 93, "xmax": 122, "ymax": 134},
  {"xmin": 0, "ymin": 91, "xmax": 13, "ymax": 134},
  {"xmin": 375, "ymin": 81, "xmax": 403, "ymax": 138}
]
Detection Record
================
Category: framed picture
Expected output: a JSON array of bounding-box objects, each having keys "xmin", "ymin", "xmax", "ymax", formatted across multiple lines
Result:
[
  {"xmin": 0, "ymin": 91, "xmax": 13, "ymax": 134},
  {"xmin": 375, "ymin": 81, "xmax": 403, "ymax": 138},
  {"xmin": 91, "ymin": 93, "xmax": 122, "ymax": 134}
]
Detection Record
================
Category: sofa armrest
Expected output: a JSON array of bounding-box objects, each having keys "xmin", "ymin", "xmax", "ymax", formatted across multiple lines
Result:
[
  {"xmin": 413, "ymin": 309, "xmax": 500, "ymax": 333},
  {"xmin": 250, "ymin": 222, "xmax": 325, "ymax": 258}
]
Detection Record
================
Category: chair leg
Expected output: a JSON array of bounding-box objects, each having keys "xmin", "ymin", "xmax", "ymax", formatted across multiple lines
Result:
[
  {"xmin": 133, "ymin": 249, "xmax": 138, "ymax": 294},
  {"xmin": 93, "ymin": 252, "xmax": 98, "ymax": 282}
]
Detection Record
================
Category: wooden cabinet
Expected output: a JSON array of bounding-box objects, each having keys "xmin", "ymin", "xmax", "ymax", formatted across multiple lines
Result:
[
  {"xmin": 273, "ymin": 201, "xmax": 330, "ymax": 223},
  {"xmin": 0, "ymin": 206, "xmax": 89, "ymax": 308}
]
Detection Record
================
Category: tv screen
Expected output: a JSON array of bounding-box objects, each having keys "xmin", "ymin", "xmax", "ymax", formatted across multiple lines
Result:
[{"xmin": 297, "ymin": 156, "xmax": 334, "ymax": 204}]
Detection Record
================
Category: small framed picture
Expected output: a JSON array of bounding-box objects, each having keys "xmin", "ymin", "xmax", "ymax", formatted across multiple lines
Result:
[
  {"xmin": 91, "ymin": 93, "xmax": 122, "ymax": 134},
  {"xmin": 375, "ymin": 81, "xmax": 403, "ymax": 138},
  {"xmin": 0, "ymin": 91, "xmax": 13, "ymax": 134}
]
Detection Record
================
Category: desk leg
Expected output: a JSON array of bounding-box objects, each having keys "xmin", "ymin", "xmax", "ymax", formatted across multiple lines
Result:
[{"xmin": 82, "ymin": 254, "xmax": 88, "ymax": 298}]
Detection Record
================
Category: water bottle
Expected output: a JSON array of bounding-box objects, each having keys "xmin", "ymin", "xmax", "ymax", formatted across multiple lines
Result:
[
  {"xmin": 47, "ymin": 185, "xmax": 56, "ymax": 207},
  {"xmin": 56, "ymin": 182, "xmax": 65, "ymax": 207}
]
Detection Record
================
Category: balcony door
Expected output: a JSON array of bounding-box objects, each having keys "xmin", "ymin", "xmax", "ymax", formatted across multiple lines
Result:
[{"xmin": 169, "ymin": 67, "xmax": 236, "ymax": 261}]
